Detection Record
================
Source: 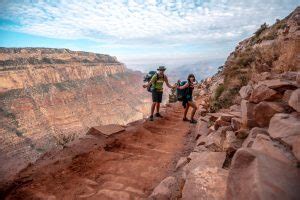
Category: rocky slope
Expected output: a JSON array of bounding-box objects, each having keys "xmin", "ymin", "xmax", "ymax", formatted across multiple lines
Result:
[
  {"xmin": 149, "ymin": 6, "xmax": 300, "ymax": 200},
  {"xmin": 0, "ymin": 48, "xmax": 151, "ymax": 186},
  {"xmin": 210, "ymin": 6, "xmax": 300, "ymax": 112}
]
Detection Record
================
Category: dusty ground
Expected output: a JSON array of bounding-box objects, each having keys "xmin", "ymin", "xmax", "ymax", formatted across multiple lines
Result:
[{"xmin": 2, "ymin": 103, "xmax": 196, "ymax": 200}]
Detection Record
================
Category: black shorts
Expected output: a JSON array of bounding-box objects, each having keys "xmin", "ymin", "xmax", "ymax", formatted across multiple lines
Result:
[{"xmin": 152, "ymin": 90, "xmax": 163, "ymax": 103}]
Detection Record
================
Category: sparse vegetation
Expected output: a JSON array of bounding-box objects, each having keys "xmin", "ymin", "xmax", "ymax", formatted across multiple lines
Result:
[
  {"xmin": 254, "ymin": 22, "xmax": 268, "ymax": 38},
  {"xmin": 54, "ymin": 133, "xmax": 76, "ymax": 147}
]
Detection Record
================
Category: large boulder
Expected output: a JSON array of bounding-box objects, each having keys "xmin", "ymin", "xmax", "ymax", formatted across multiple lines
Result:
[
  {"xmin": 214, "ymin": 117, "xmax": 231, "ymax": 130},
  {"xmin": 226, "ymin": 148, "xmax": 300, "ymax": 200},
  {"xmin": 242, "ymin": 127, "xmax": 269, "ymax": 148},
  {"xmin": 241, "ymin": 100, "xmax": 257, "ymax": 128},
  {"xmin": 251, "ymin": 134, "xmax": 292, "ymax": 164},
  {"xmin": 195, "ymin": 121, "xmax": 211, "ymax": 139},
  {"xmin": 239, "ymin": 85, "xmax": 253, "ymax": 100},
  {"xmin": 253, "ymin": 101, "xmax": 286, "ymax": 127},
  {"xmin": 269, "ymin": 113, "xmax": 300, "ymax": 161},
  {"xmin": 182, "ymin": 167, "xmax": 228, "ymax": 200},
  {"xmin": 182, "ymin": 152, "xmax": 226, "ymax": 179},
  {"xmin": 280, "ymin": 71, "xmax": 299, "ymax": 81},
  {"xmin": 223, "ymin": 131, "xmax": 243, "ymax": 153},
  {"xmin": 257, "ymin": 79, "xmax": 298, "ymax": 91},
  {"xmin": 149, "ymin": 176, "xmax": 177, "ymax": 200},
  {"xmin": 249, "ymin": 84, "xmax": 278, "ymax": 103},
  {"xmin": 268, "ymin": 113, "xmax": 300, "ymax": 140},
  {"xmin": 288, "ymin": 89, "xmax": 300, "ymax": 112}
]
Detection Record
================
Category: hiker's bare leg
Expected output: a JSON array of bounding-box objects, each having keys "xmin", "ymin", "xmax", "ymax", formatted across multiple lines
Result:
[
  {"xmin": 188, "ymin": 101, "xmax": 198, "ymax": 120},
  {"xmin": 184, "ymin": 103, "xmax": 190, "ymax": 119},
  {"xmin": 151, "ymin": 102, "xmax": 156, "ymax": 116},
  {"xmin": 156, "ymin": 103, "xmax": 160, "ymax": 113}
]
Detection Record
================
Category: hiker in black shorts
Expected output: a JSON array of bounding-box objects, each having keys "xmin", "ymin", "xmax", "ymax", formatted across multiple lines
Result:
[
  {"xmin": 177, "ymin": 74, "xmax": 198, "ymax": 124},
  {"xmin": 143, "ymin": 66, "xmax": 176, "ymax": 121}
]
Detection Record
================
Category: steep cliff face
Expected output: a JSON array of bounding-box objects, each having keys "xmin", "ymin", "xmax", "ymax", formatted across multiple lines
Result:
[{"xmin": 0, "ymin": 48, "xmax": 151, "ymax": 183}]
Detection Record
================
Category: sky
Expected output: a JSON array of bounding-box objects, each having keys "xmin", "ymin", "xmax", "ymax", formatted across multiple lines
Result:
[{"xmin": 0, "ymin": 0, "xmax": 298, "ymax": 72}]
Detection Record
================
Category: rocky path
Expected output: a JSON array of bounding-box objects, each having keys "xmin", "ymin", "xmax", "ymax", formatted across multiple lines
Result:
[{"xmin": 3, "ymin": 103, "xmax": 194, "ymax": 200}]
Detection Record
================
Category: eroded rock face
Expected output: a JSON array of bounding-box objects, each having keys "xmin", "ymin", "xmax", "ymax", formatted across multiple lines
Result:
[
  {"xmin": 0, "ymin": 48, "xmax": 151, "ymax": 184},
  {"xmin": 226, "ymin": 148, "xmax": 300, "ymax": 200}
]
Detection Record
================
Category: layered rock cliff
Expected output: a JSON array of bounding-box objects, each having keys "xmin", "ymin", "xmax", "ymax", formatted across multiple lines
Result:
[{"xmin": 0, "ymin": 48, "xmax": 151, "ymax": 184}]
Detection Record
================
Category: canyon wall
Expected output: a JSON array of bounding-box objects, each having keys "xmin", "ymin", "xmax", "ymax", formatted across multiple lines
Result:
[{"xmin": 0, "ymin": 48, "xmax": 151, "ymax": 183}]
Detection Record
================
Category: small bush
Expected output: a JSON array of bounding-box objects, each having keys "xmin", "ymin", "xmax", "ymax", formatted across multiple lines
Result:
[
  {"xmin": 255, "ymin": 23, "xmax": 268, "ymax": 37},
  {"xmin": 214, "ymin": 84, "xmax": 225, "ymax": 100}
]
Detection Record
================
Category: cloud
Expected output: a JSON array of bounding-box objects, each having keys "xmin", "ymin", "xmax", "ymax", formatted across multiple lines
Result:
[
  {"xmin": 0, "ymin": 0, "xmax": 298, "ymax": 43},
  {"xmin": 0, "ymin": 0, "xmax": 298, "ymax": 71}
]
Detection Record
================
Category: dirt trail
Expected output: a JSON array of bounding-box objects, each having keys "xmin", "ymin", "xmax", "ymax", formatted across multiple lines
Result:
[{"xmin": 3, "ymin": 103, "xmax": 194, "ymax": 200}]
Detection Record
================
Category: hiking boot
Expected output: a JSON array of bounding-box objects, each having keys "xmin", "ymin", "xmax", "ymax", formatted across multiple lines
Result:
[
  {"xmin": 183, "ymin": 117, "xmax": 190, "ymax": 122},
  {"xmin": 149, "ymin": 115, "xmax": 154, "ymax": 121},
  {"xmin": 190, "ymin": 119, "xmax": 197, "ymax": 124},
  {"xmin": 155, "ymin": 113, "xmax": 163, "ymax": 118}
]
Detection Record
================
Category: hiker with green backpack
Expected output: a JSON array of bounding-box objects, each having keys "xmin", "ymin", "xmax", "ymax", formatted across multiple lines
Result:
[
  {"xmin": 143, "ymin": 66, "xmax": 176, "ymax": 121},
  {"xmin": 176, "ymin": 74, "xmax": 198, "ymax": 124}
]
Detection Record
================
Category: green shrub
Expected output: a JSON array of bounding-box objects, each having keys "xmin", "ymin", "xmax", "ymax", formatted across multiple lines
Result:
[{"xmin": 255, "ymin": 23, "xmax": 268, "ymax": 37}]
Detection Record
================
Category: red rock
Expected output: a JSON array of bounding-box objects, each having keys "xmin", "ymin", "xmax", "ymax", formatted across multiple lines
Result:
[
  {"xmin": 195, "ymin": 121, "xmax": 210, "ymax": 139},
  {"xmin": 214, "ymin": 117, "xmax": 231, "ymax": 130},
  {"xmin": 231, "ymin": 117, "xmax": 242, "ymax": 131},
  {"xmin": 257, "ymin": 79, "xmax": 298, "ymax": 91},
  {"xmin": 207, "ymin": 113, "xmax": 234, "ymax": 122},
  {"xmin": 241, "ymin": 100, "xmax": 257, "ymax": 128},
  {"xmin": 182, "ymin": 167, "xmax": 228, "ymax": 200},
  {"xmin": 242, "ymin": 127, "xmax": 269, "ymax": 148},
  {"xmin": 235, "ymin": 129, "xmax": 249, "ymax": 139},
  {"xmin": 251, "ymin": 134, "xmax": 292, "ymax": 164},
  {"xmin": 288, "ymin": 89, "xmax": 300, "ymax": 112},
  {"xmin": 249, "ymin": 84, "xmax": 278, "ymax": 103},
  {"xmin": 226, "ymin": 148, "xmax": 300, "ymax": 200},
  {"xmin": 253, "ymin": 101, "xmax": 285, "ymax": 127},
  {"xmin": 182, "ymin": 152, "xmax": 226, "ymax": 179},
  {"xmin": 223, "ymin": 131, "xmax": 243, "ymax": 153},
  {"xmin": 268, "ymin": 113, "xmax": 300, "ymax": 140},
  {"xmin": 175, "ymin": 157, "xmax": 189, "ymax": 171},
  {"xmin": 229, "ymin": 104, "xmax": 241, "ymax": 112},
  {"xmin": 149, "ymin": 176, "xmax": 177, "ymax": 200},
  {"xmin": 239, "ymin": 85, "xmax": 253, "ymax": 100},
  {"xmin": 297, "ymin": 73, "xmax": 300, "ymax": 85},
  {"xmin": 88, "ymin": 124, "xmax": 125, "ymax": 138},
  {"xmin": 204, "ymin": 131, "xmax": 224, "ymax": 152},
  {"xmin": 280, "ymin": 71, "xmax": 299, "ymax": 81},
  {"xmin": 282, "ymin": 135, "xmax": 300, "ymax": 161},
  {"xmin": 282, "ymin": 90, "xmax": 293, "ymax": 103}
]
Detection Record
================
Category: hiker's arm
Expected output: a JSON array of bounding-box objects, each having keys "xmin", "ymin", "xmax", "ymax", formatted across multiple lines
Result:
[
  {"xmin": 164, "ymin": 76, "xmax": 176, "ymax": 89},
  {"xmin": 143, "ymin": 76, "xmax": 156, "ymax": 88},
  {"xmin": 177, "ymin": 83, "xmax": 189, "ymax": 90}
]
